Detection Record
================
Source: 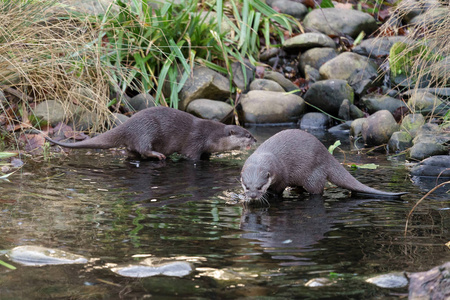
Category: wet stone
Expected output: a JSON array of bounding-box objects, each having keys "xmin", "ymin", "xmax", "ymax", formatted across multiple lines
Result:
[
  {"xmin": 303, "ymin": 8, "xmax": 378, "ymax": 38},
  {"xmin": 410, "ymin": 155, "xmax": 450, "ymax": 177},
  {"xmin": 299, "ymin": 112, "xmax": 331, "ymax": 130},
  {"xmin": 388, "ymin": 131, "xmax": 413, "ymax": 153},
  {"xmin": 361, "ymin": 110, "xmax": 399, "ymax": 146}
]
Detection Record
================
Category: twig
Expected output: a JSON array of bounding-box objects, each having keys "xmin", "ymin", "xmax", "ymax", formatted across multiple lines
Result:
[
  {"xmin": 0, "ymin": 85, "xmax": 33, "ymax": 102},
  {"xmin": 404, "ymin": 180, "xmax": 450, "ymax": 236}
]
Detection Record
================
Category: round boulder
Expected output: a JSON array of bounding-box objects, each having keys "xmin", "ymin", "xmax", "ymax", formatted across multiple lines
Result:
[
  {"xmin": 362, "ymin": 110, "xmax": 399, "ymax": 146},
  {"xmin": 284, "ymin": 32, "xmax": 336, "ymax": 52},
  {"xmin": 186, "ymin": 99, "xmax": 233, "ymax": 122},
  {"xmin": 299, "ymin": 47, "xmax": 337, "ymax": 75},
  {"xmin": 270, "ymin": 0, "xmax": 308, "ymax": 20},
  {"xmin": 240, "ymin": 90, "xmax": 305, "ymax": 124},
  {"xmin": 299, "ymin": 112, "xmax": 332, "ymax": 130},
  {"xmin": 319, "ymin": 52, "xmax": 379, "ymax": 81},
  {"xmin": 303, "ymin": 79, "xmax": 354, "ymax": 116},
  {"xmin": 127, "ymin": 93, "xmax": 156, "ymax": 111},
  {"xmin": 303, "ymin": 8, "xmax": 378, "ymax": 38},
  {"xmin": 249, "ymin": 79, "xmax": 285, "ymax": 92}
]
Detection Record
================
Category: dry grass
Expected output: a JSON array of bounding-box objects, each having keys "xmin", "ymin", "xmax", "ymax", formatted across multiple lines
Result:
[
  {"xmin": 380, "ymin": 1, "xmax": 449, "ymax": 95},
  {"xmin": 0, "ymin": 0, "xmax": 115, "ymax": 143}
]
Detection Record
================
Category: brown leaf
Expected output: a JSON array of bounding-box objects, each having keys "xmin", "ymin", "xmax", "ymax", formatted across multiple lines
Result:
[
  {"xmin": 299, "ymin": 0, "xmax": 315, "ymax": 9},
  {"xmin": 378, "ymin": 9, "xmax": 391, "ymax": 22},
  {"xmin": 20, "ymin": 134, "xmax": 45, "ymax": 153},
  {"xmin": 255, "ymin": 66, "xmax": 265, "ymax": 79}
]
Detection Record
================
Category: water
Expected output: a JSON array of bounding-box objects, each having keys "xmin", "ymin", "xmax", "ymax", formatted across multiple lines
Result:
[{"xmin": 0, "ymin": 126, "xmax": 448, "ymax": 299}]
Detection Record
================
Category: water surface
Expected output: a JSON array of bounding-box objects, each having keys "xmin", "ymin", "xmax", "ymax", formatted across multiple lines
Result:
[{"xmin": 0, "ymin": 126, "xmax": 448, "ymax": 299}]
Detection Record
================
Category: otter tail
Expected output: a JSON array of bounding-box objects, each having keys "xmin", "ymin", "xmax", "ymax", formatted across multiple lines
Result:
[
  {"xmin": 327, "ymin": 156, "xmax": 407, "ymax": 198},
  {"xmin": 45, "ymin": 127, "xmax": 123, "ymax": 149}
]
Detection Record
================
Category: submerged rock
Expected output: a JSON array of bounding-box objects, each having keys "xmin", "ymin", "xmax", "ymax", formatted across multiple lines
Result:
[
  {"xmin": 7, "ymin": 245, "xmax": 88, "ymax": 266},
  {"xmin": 112, "ymin": 260, "xmax": 192, "ymax": 278},
  {"xmin": 366, "ymin": 272, "xmax": 409, "ymax": 288},
  {"xmin": 305, "ymin": 277, "xmax": 334, "ymax": 287}
]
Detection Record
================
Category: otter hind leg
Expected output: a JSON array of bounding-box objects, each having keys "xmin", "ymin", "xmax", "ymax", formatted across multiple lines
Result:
[{"xmin": 303, "ymin": 170, "xmax": 327, "ymax": 195}]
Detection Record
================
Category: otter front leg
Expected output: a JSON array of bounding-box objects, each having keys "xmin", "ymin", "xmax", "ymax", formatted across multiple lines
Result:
[{"xmin": 142, "ymin": 150, "xmax": 166, "ymax": 160}]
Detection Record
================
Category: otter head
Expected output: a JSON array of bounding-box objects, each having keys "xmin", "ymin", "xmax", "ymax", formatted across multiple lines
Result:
[
  {"xmin": 214, "ymin": 125, "xmax": 256, "ymax": 152},
  {"xmin": 240, "ymin": 163, "xmax": 273, "ymax": 203}
]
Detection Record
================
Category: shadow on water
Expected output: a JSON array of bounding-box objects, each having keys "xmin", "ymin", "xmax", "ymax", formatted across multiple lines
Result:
[{"xmin": 0, "ymin": 126, "xmax": 448, "ymax": 299}]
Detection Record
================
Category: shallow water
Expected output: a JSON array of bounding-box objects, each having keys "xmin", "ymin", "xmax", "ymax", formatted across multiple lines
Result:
[{"xmin": 0, "ymin": 126, "xmax": 448, "ymax": 299}]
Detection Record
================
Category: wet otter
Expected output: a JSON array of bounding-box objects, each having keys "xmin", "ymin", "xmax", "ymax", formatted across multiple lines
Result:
[
  {"xmin": 241, "ymin": 129, "xmax": 406, "ymax": 202},
  {"xmin": 45, "ymin": 106, "xmax": 257, "ymax": 160}
]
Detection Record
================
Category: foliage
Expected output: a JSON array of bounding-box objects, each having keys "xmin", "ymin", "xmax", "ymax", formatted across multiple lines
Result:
[
  {"xmin": 328, "ymin": 140, "xmax": 341, "ymax": 154},
  {"xmin": 98, "ymin": 0, "xmax": 298, "ymax": 107}
]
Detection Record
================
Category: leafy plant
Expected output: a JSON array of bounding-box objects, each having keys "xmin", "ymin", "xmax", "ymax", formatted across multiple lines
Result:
[{"xmin": 98, "ymin": 0, "xmax": 298, "ymax": 107}]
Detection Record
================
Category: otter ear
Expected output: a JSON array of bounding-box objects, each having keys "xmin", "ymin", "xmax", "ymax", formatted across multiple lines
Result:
[
  {"xmin": 225, "ymin": 126, "xmax": 235, "ymax": 136},
  {"xmin": 266, "ymin": 172, "xmax": 270, "ymax": 178}
]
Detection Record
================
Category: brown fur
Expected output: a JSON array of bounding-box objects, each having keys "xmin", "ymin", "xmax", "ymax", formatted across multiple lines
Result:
[
  {"xmin": 46, "ymin": 106, "xmax": 256, "ymax": 160},
  {"xmin": 241, "ymin": 129, "xmax": 406, "ymax": 202}
]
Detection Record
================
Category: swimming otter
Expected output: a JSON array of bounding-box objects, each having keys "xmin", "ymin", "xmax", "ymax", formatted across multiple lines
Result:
[
  {"xmin": 45, "ymin": 106, "xmax": 257, "ymax": 160},
  {"xmin": 241, "ymin": 129, "xmax": 406, "ymax": 202}
]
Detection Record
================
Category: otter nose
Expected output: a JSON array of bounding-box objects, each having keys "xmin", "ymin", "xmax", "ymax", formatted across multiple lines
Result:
[{"xmin": 248, "ymin": 192, "xmax": 258, "ymax": 200}]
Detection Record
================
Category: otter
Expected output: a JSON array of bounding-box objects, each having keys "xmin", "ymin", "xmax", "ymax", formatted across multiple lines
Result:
[
  {"xmin": 45, "ymin": 106, "xmax": 257, "ymax": 160},
  {"xmin": 241, "ymin": 129, "xmax": 406, "ymax": 202}
]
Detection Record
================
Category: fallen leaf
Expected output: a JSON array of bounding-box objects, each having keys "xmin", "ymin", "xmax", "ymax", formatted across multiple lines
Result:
[
  {"xmin": 19, "ymin": 134, "xmax": 45, "ymax": 152},
  {"xmin": 335, "ymin": 3, "xmax": 353, "ymax": 9}
]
